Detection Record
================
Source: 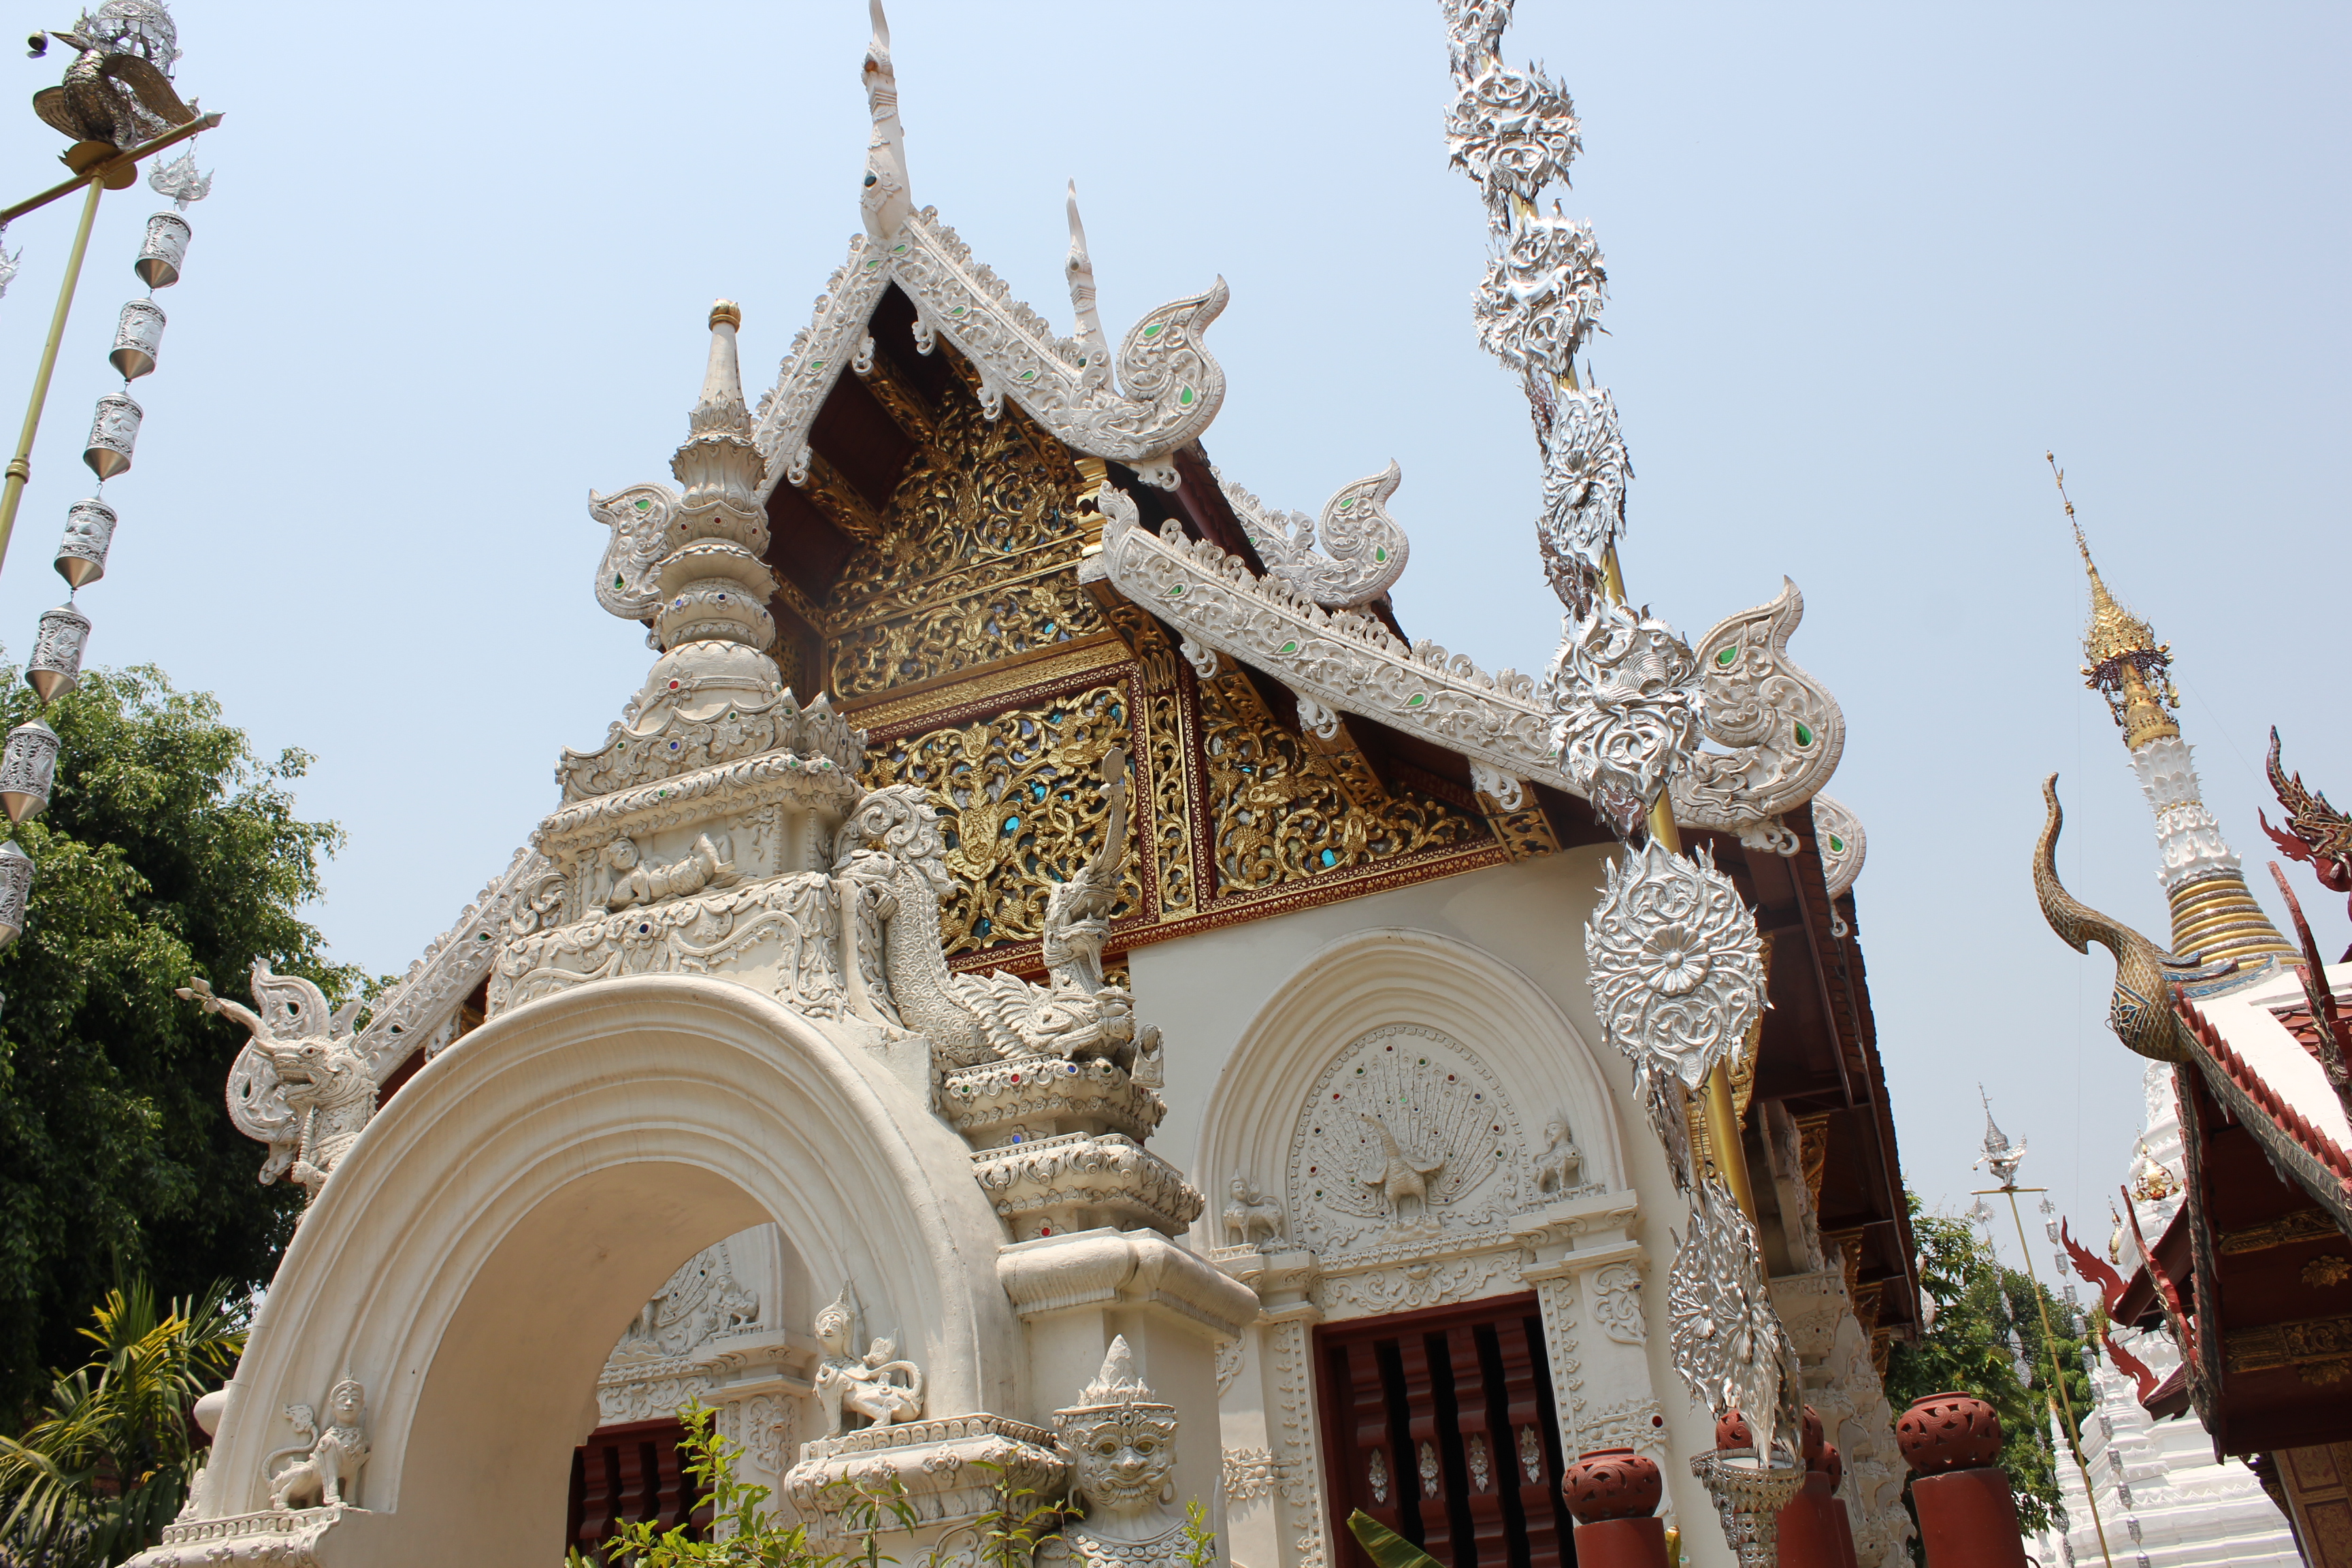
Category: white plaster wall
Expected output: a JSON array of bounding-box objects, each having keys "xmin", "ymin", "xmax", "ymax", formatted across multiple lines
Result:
[{"xmin": 1132, "ymin": 845, "xmax": 1740, "ymax": 1566}]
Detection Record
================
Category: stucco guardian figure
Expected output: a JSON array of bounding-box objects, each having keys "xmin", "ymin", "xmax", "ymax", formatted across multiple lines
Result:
[
  {"xmin": 1042, "ymin": 1338, "xmax": 1205, "ymax": 1568},
  {"xmin": 266, "ymin": 1379, "xmax": 370, "ymax": 1511},
  {"xmin": 811, "ymin": 1282, "xmax": 924, "ymax": 1433}
]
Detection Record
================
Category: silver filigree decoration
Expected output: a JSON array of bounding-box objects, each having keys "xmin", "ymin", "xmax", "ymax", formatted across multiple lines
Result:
[
  {"xmin": 1222, "ymin": 461, "xmax": 1410, "ymax": 609},
  {"xmin": 1585, "ymin": 839, "xmax": 1765, "ymax": 1094},
  {"xmin": 1546, "ymin": 599, "xmax": 1702, "ymax": 838},
  {"xmin": 1668, "ymin": 1177, "xmax": 1800, "ymax": 1469},
  {"xmin": 1474, "ymin": 210, "xmax": 1605, "ymax": 387},
  {"xmin": 1445, "ymin": 63, "xmax": 1581, "ymax": 210},
  {"xmin": 1534, "ymin": 384, "xmax": 1628, "ymax": 608},
  {"xmin": 1669, "ymin": 578, "xmax": 1844, "ymax": 835},
  {"xmin": 0, "ymin": 233, "xmax": 18, "ymax": 301},
  {"xmin": 589, "ymin": 483, "xmax": 679, "ymax": 621},
  {"xmin": 146, "ymin": 148, "xmax": 212, "ymax": 209},
  {"xmin": 1812, "ymin": 793, "xmax": 1864, "ymax": 902}
]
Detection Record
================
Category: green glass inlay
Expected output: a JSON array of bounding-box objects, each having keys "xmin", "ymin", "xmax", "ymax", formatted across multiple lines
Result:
[
  {"xmin": 1177, "ymin": 386, "xmax": 1194, "ymax": 406},
  {"xmin": 1829, "ymin": 834, "xmax": 1845, "ymax": 853},
  {"xmin": 613, "ymin": 574, "xmax": 625, "ymax": 589},
  {"xmin": 1374, "ymin": 547, "xmax": 1387, "ymax": 562},
  {"xmin": 1143, "ymin": 323, "xmax": 1163, "ymax": 338},
  {"xmin": 634, "ymin": 497, "xmax": 652, "ymax": 512},
  {"xmin": 1166, "ymin": 584, "xmax": 1186, "ymax": 598},
  {"xmin": 1715, "ymin": 645, "xmax": 1737, "ymax": 668},
  {"xmin": 1279, "ymin": 639, "xmax": 1299, "ymax": 655},
  {"xmin": 1338, "ymin": 499, "xmax": 1354, "ymax": 510},
  {"xmin": 1794, "ymin": 721, "xmax": 1815, "ymax": 747},
  {"xmin": 1406, "ymin": 693, "xmax": 1428, "ymax": 708}
]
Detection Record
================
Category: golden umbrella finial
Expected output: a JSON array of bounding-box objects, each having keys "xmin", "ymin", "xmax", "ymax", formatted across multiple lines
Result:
[{"xmin": 2048, "ymin": 452, "xmax": 2178, "ymax": 749}]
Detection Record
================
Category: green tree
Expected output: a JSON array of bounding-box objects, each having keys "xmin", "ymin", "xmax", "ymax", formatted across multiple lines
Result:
[
  {"xmin": 1884, "ymin": 1190, "xmax": 2092, "ymax": 1549},
  {"xmin": 0, "ymin": 1277, "xmax": 245, "ymax": 1566},
  {"xmin": 0, "ymin": 663, "xmax": 360, "ymax": 1422}
]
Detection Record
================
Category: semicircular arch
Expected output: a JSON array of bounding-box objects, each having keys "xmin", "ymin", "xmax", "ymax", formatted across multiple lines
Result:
[
  {"xmin": 1194, "ymin": 926, "xmax": 1627, "ymax": 1241},
  {"xmin": 201, "ymin": 975, "xmax": 1014, "ymax": 1565}
]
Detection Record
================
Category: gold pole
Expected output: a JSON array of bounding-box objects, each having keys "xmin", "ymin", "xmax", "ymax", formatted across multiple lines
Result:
[
  {"xmin": 0, "ymin": 173, "xmax": 105, "ymax": 579},
  {"xmin": 1992, "ymin": 1185, "xmax": 2114, "ymax": 1568}
]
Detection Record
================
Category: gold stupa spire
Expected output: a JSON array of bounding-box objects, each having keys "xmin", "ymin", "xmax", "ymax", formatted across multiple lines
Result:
[
  {"xmin": 2051, "ymin": 455, "xmax": 2178, "ymax": 751},
  {"xmin": 2047, "ymin": 454, "xmax": 2292, "ymax": 977}
]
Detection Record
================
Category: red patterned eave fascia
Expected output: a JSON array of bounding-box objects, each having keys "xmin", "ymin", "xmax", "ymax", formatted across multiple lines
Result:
[{"xmin": 2175, "ymin": 988, "xmax": 2352, "ymax": 1183}]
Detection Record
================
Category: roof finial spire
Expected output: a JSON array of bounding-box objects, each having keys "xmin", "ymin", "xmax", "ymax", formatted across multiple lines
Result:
[
  {"xmin": 1064, "ymin": 180, "xmax": 1110, "ymax": 385},
  {"xmin": 2048, "ymin": 451, "xmax": 2178, "ymax": 751},
  {"xmin": 858, "ymin": 0, "xmax": 912, "ymax": 242}
]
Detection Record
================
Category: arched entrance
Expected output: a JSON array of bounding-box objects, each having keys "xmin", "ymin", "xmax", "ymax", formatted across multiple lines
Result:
[{"xmin": 184, "ymin": 976, "xmax": 1019, "ymax": 1567}]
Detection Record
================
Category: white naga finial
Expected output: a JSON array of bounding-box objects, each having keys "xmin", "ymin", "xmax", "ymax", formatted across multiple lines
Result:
[
  {"xmin": 1064, "ymin": 179, "xmax": 1110, "ymax": 382},
  {"xmin": 859, "ymin": 0, "xmax": 912, "ymax": 242}
]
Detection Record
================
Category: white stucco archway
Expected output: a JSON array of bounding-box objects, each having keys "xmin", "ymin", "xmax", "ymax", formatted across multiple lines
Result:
[
  {"xmin": 1194, "ymin": 924, "xmax": 1629, "ymax": 1218},
  {"xmin": 197, "ymin": 976, "xmax": 1017, "ymax": 1567}
]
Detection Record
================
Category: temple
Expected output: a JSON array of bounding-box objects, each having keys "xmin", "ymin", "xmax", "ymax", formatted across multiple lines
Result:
[
  {"xmin": 2039, "ymin": 490, "xmax": 2352, "ymax": 1562},
  {"xmin": 137, "ymin": 6, "xmax": 1922, "ymax": 1566}
]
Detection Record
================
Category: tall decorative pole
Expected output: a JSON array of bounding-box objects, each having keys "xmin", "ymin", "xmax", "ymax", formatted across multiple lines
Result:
[
  {"xmin": 1437, "ymin": 3, "xmax": 1803, "ymax": 1556},
  {"xmin": 0, "ymin": 5, "xmax": 216, "ymax": 574},
  {"xmin": 1972, "ymin": 1096, "xmax": 2113, "ymax": 1568},
  {"xmin": 0, "ymin": 0, "xmax": 217, "ymax": 954}
]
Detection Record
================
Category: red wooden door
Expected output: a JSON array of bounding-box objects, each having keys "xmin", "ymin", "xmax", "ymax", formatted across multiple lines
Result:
[
  {"xmin": 1316, "ymin": 1294, "xmax": 1578, "ymax": 1568},
  {"xmin": 566, "ymin": 1417, "xmax": 707, "ymax": 1558}
]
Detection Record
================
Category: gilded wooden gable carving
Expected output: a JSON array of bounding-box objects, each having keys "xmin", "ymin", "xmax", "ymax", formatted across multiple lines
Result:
[
  {"xmin": 828, "ymin": 349, "xmax": 1509, "ymax": 975},
  {"xmin": 824, "ymin": 368, "xmax": 1102, "ymax": 701}
]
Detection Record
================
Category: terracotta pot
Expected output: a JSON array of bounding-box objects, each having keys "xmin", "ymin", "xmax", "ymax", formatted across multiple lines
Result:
[
  {"xmin": 1714, "ymin": 1409, "xmax": 1752, "ymax": 1450},
  {"xmin": 1800, "ymin": 1404, "xmax": 1827, "ymax": 1467},
  {"xmin": 1563, "ymin": 1446, "xmax": 1664, "ymax": 1522},
  {"xmin": 1818, "ymin": 1440, "xmax": 1844, "ymax": 1494},
  {"xmin": 1896, "ymin": 1391, "xmax": 2002, "ymax": 1475}
]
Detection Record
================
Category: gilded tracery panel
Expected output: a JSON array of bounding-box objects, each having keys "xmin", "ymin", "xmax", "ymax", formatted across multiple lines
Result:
[
  {"xmin": 824, "ymin": 367, "xmax": 1099, "ymax": 700},
  {"xmin": 1198, "ymin": 676, "xmax": 1484, "ymax": 894},
  {"xmin": 861, "ymin": 683, "xmax": 1141, "ymax": 956}
]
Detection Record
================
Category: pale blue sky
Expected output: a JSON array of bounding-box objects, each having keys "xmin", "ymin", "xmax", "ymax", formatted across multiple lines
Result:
[{"xmin": 0, "ymin": 1, "xmax": 2342, "ymax": 1264}]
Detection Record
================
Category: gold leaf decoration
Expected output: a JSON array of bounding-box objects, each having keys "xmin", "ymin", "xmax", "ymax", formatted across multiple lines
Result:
[
  {"xmin": 862, "ymin": 683, "xmax": 1141, "ymax": 956},
  {"xmin": 1197, "ymin": 676, "xmax": 1482, "ymax": 894},
  {"xmin": 826, "ymin": 369, "xmax": 1099, "ymax": 699}
]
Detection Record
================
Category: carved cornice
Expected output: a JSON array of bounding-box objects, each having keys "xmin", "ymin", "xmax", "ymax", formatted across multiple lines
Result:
[
  {"xmin": 534, "ymin": 751, "xmax": 859, "ymax": 857},
  {"xmin": 998, "ymin": 1227, "xmax": 1260, "ymax": 1336},
  {"xmin": 943, "ymin": 1056, "xmax": 1166, "ymax": 1145},
  {"xmin": 970, "ymin": 1131, "xmax": 1203, "ymax": 1240}
]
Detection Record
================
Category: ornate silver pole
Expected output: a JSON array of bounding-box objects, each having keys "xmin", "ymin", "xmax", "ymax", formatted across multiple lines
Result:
[{"xmin": 1439, "ymin": 3, "xmax": 1806, "ymax": 1553}]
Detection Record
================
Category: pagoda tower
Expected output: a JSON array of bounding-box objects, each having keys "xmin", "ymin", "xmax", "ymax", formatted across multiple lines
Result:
[{"xmin": 2071, "ymin": 523, "xmax": 2296, "ymax": 981}]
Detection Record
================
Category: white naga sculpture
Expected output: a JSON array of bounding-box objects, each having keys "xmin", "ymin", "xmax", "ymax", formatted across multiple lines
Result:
[
  {"xmin": 265, "ymin": 1379, "xmax": 370, "ymax": 1510},
  {"xmin": 179, "ymin": 965, "xmax": 374, "ymax": 1201},
  {"xmin": 811, "ymin": 1283, "xmax": 924, "ymax": 1434},
  {"xmin": 1043, "ymin": 1337, "xmax": 1194, "ymax": 1568},
  {"xmin": 1220, "ymin": 1175, "xmax": 1284, "ymax": 1250},
  {"xmin": 836, "ymin": 746, "xmax": 1158, "ymax": 1073}
]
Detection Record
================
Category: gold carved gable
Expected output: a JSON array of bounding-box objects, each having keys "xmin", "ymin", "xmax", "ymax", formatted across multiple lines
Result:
[{"xmin": 823, "ymin": 364, "xmax": 1103, "ymax": 702}]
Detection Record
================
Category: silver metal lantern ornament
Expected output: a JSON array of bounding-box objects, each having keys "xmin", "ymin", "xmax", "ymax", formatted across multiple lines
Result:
[
  {"xmin": 110, "ymin": 299, "xmax": 166, "ymax": 380},
  {"xmin": 135, "ymin": 211, "xmax": 191, "ymax": 289},
  {"xmin": 84, "ymin": 393, "xmax": 142, "ymax": 479},
  {"xmin": 27, "ymin": 605, "xmax": 91, "ymax": 704},
  {"xmin": 54, "ymin": 498, "xmax": 116, "ymax": 588},
  {"xmin": 0, "ymin": 719, "xmax": 61, "ymax": 822},
  {"xmin": 0, "ymin": 840, "xmax": 32, "ymax": 949}
]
